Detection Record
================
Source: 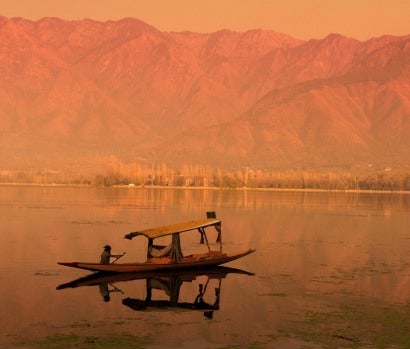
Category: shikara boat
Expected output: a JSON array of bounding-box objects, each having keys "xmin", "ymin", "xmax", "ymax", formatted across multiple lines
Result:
[
  {"xmin": 58, "ymin": 213, "xmax": 255, "ymax": 273},
  {"xmin": 56, "ymin": 266, "xmax": 254, "ymax": 290}
]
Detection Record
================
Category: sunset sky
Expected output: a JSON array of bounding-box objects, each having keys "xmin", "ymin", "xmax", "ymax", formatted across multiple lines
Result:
[{"xmin": 1, "ymin": 0, "xmax": 409, "ymax": 40}]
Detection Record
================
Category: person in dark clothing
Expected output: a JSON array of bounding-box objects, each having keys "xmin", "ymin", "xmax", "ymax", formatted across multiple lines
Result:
[{"xmin": 100, "ymin": 245, "xmax": 125, "ymax": 264}]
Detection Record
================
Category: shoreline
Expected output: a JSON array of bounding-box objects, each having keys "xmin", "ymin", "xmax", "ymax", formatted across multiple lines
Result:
[{"xmin": 1, "ymin": 182, "xmax": 409, "ymax": 194}]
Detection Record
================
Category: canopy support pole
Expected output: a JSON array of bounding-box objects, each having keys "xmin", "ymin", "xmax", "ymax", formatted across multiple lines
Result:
[
  {"xmin": 198, "ymin": 227, "xmax": 205, "ymax": 244},
  {"xmin": 171, "ymin": 233, "xmax": 183, "ymax": 262},
  {"xmin": 198, "ymin": 227, "xmax": 211, "ymax": 253},
  {"xmin": 147, "ymin": 238, "xmax": 153, "ymax": 259},
  {"xmin": 215, "ymin": 222, "xmax": 222, "ymax": 251}
]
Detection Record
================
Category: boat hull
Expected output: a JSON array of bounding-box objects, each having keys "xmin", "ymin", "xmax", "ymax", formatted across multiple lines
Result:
[
  {"xmin": 57, "ymin": 266, "xmax": 254, "ymax": 290},
  {"xmin": 58, "ymin": 249, "xmax": 255, "ymax": 273}
]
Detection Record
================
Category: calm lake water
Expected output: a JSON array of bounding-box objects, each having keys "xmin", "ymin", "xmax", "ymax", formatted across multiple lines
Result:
[{"xmin": 0, "ymin": 185, "xmax": 409, "ymax": 349}]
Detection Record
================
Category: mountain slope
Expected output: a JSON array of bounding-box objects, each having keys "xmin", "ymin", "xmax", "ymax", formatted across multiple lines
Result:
[
  {"xmin": 156, "ymin": 40, "xmax": 410, "ymax": 169},
  {"xmin": 0, "ymin": 16, "xmax": 409, "ymax": 172}
]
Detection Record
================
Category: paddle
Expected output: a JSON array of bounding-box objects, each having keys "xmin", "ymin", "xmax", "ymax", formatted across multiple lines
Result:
[
  {"xmin": 112, "ymin": 252, "xmax": 126, "ymax": 264},
  {"xmin": 108, "ymin": 283, "xmax": 124, "ymax": 294}
]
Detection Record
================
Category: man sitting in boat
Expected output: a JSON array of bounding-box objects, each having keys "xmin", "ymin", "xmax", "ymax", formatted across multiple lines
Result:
[{"xmin": 100, "ymin": 245, "xmax": 125, "ymax": 264}]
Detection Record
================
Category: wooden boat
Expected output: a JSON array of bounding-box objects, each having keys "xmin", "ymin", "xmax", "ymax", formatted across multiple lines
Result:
[
  {"xmin": 58, "ymin": 213, "xmax": 255, "ymax": 273},
  {"xmin": 56, "ymin": 266, "xmax": 254, "ymax": 290}
]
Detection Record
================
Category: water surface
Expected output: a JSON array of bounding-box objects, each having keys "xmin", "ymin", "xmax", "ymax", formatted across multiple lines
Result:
[{"xmin": 0, "ymin": 186, "xmax": 409, "ymax": 348}]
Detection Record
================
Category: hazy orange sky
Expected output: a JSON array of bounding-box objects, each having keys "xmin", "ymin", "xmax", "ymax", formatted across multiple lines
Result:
[{"xmin": 1, "ymin": 0, "xmax": 409, "ymax": 40}]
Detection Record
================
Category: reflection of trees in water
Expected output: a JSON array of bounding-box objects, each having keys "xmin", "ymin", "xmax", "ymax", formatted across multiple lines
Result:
[{"xmin": 98, "ymin": 187, "xmax": 410, "ymax": 213}]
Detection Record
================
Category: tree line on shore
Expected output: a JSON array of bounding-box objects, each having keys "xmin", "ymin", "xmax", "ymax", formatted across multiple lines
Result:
[{"xmin": 1, "ymin": 161, "xmax": 410, "ymax": 191}]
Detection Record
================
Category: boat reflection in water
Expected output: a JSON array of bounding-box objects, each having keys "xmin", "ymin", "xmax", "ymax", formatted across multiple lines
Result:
[{"xmin": 57, "ymin": 266, "xmax": 254, "ymax": 319}]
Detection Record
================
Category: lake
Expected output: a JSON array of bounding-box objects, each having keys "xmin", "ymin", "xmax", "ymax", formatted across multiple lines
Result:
[{"xmin": 0, "ymin": 185, "xmax": 409, "ymax": 349}]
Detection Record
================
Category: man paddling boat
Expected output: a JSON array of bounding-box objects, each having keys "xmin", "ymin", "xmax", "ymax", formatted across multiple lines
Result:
[{"xmin": 100, "ymin": 245, "xmax": 125, "ymax": 264}]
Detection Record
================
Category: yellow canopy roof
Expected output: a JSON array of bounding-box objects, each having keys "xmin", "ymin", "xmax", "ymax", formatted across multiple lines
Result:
[{"xmin": 124, "ymin": 218, "xmax": 221, "ymax": 240}]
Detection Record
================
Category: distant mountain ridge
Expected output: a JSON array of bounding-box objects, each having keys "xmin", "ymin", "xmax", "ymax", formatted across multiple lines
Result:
[{"xmin": 0, "ymin": 16, "xmax": 409, "ymax": 172}]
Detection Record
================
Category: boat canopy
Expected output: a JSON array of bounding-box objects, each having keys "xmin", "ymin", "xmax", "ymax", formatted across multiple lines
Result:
[{"xmin": 124, "ymin": 218, "xmax": 221, "ymax": 240}]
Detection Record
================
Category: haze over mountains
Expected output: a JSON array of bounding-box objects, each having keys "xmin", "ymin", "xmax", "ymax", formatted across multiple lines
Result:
[{"xmin": 0, "ymin": 16, "xmax": 409, "ymax": 173}]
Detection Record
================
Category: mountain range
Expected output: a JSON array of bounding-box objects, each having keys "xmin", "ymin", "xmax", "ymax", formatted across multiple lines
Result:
[{"xmin": 0, "ymin": 16, "xmax": 409, "ymax": 173}]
